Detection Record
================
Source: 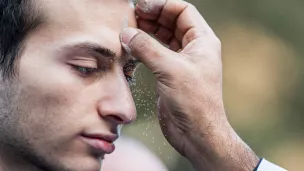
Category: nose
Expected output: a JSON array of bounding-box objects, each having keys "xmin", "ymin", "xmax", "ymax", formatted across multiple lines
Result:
[{"xmin": 97, "ymin": 72, "xmax": 137, "ymax": 125}]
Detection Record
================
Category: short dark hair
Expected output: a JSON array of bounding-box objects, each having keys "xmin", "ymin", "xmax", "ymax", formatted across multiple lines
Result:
[{"xmin": 0, "ymin": 0, "xmax": 42, "ymax": 80}]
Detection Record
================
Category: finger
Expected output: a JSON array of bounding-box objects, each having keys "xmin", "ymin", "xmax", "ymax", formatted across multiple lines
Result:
[
  {"xmin": 136, "ymin": 0, "xmax": 167, "ymax": 20},
  {"xmin": 169, "ymin": 37, "xmax": 181, "ymax": 52},
  {"xmin": 174, "ymin": 4, "xmax": 213, "ymax": 47},
  {"xmin": 154, "ymin": 26, "xmax": 173, "ymax": 45},
  {"xmin": 138, "ymin": 19, "xmax": 173, "ymax": 45},
  {"xmin": 120, "ymin": 27, "xmax": 174, "ymax": 71},
  {"xmin": 136, "ymin": 0, "xmax": 187, "ymax": 29},
  {"xmin": 136, "ymin": 0, "xmax": 214, "ymax": 47},
  {"xmin": 137, "ymin": 19, "xmax": 159, "ymax": 34}
]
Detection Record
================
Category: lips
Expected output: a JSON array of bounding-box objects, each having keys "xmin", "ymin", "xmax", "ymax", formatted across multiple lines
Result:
[{"xmin": 80, "ymin": 133, "xmax": 118, "ymax": 154}]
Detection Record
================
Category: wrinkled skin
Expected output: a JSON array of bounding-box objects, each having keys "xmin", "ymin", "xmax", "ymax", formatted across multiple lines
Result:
[
  {"xmin": 0, "ymin": 0, "xmax": 137, "ymax": 171},
  {"xmin": 121, "ymin": 0, "xmax": 260, "ymax": 170}
]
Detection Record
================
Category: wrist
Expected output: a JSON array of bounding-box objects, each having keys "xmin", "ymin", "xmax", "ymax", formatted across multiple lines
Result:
[{"xmin": 187, "ymin": 120, "xmax": 260, "ymax": 171}]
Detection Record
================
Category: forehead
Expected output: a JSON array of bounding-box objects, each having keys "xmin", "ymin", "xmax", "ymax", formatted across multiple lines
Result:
[
  {"xmin": 35, "ymin": 0, "xmax": 136, "ymax": 55},
  {"xmin": 41, "ymin": 0, "xmax": 135, "ymax": 27}
]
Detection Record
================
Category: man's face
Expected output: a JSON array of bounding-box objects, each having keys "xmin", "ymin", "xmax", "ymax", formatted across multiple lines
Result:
[{"xmin": 0, "ymin": 0, "xmax": 137, "ymax": 171}]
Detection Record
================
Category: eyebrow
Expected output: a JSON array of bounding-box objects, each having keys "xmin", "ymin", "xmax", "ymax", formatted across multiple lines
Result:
[
  {"xmin": 62, "ymin": 42, "xmax": 117, "ymax": 60},
  {"xmin": 61, "ymin": 42, "xmax": 140, "ymax": 65}
]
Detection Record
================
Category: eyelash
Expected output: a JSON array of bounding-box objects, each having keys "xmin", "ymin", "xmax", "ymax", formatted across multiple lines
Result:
[
  {"xmin": 72, "ymin": 65, "xmax": 136, "ymax": 85},
  {"xmin": 125, "ymin": 75, "xmax": 136, "ymax": 85},
  {"xmin": 73, "ymin": 66, "xmax": 98, "ymax": 75}
]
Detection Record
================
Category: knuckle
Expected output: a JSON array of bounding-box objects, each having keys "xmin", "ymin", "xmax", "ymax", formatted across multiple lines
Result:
[
  {"xmin": 214, "ymin": 38, "xmax": 222, "ymax": 55},
  {"xmin": 183, "ymin": 28, "xmax": 207, "ymax": 46},
  {"xmin": 213, "ymin": 37, "xmax": 222, "ymax": 48},
  {"xmin": 207, "ymin": 35, "xmax": 221, "ymax": 53},
  {"xmin": 186, "ymin": 2, "xmax": 197, "ymax": 11},
  {"xmin": 183, "ymin": 30, "xmax": 196, "ymax": 45}
]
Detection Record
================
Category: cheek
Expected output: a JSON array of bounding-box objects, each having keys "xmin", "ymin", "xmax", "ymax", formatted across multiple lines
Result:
[
  {"xmin": 16, "ymin": 56, "xmax": 87, "ymax": 140},
  {"xmin": 15, "ymin": 81, "xmax": 77, "ymax": 138}
]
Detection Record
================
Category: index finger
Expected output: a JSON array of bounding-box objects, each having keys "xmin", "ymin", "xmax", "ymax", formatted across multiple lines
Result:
[{"xmin": 136, "ymin": 0, "xmax": 214, "ymax": 47}]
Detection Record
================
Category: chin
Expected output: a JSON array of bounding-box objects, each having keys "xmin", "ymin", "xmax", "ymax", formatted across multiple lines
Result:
[
  {"xmin": 50, "ymin": 139, "xmax": 104, "ymax": 171},
  {"xmin": 74, "ymin": 157, "xmax": 102, "ymax": 171},
  {"xmin": 54, "ymin": 154, "xmax": 103, "ymax": 171}
]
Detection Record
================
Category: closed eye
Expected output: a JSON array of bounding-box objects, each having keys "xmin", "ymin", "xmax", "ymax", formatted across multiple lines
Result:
[
  {"xmin": 71, "ymin": 65, "xmax": 99, "ymax": 76},
  {"xmin": 125, "ymin": 74, "xmax": 136, "ymax": 85},
  {"xmin": 124, "ymin": 69, "xmax": 136, "ymax": 85},
  {"xmin": 123, "ymin": 59, "xmax": 140, "ymax": 85}
]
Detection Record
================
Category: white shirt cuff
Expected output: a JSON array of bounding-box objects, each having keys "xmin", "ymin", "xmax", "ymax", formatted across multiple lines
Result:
[{"xmin": 257, "ymin": 159, "xmax": 287, "ymax": 171}]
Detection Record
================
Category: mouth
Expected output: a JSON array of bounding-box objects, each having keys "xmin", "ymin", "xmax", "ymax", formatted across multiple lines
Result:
[{"xmin": 80, "ymin": 133, "xmax": 118, "ymax": 155}]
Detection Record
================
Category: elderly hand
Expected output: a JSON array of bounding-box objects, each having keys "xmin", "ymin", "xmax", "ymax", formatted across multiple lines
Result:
[{"xmin": 120, "ymin": 0, "xmax": 259, "ymax": 170}]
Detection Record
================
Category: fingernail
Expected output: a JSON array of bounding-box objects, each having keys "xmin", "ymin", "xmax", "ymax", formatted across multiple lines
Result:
[
  {"xmin": 138, "ymin": 0, "xmax": 153, "ymax": 13},
  {"xmin": 138, "ymin": 0, "xmax": 165, "ymax": 13},
  {"xmin": 120, "ymin": 27, "xmax": 139, "ymax": 45}
]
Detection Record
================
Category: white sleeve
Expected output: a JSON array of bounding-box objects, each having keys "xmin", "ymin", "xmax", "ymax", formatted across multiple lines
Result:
[{"xmin": 257, "ymin": 159, "xmax": 287, "ymax": 171}]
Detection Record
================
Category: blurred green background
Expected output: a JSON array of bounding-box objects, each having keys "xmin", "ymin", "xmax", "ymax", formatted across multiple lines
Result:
[{"xmin": 123, "ymin": 0, "xmax": 304, "ymax": 170}]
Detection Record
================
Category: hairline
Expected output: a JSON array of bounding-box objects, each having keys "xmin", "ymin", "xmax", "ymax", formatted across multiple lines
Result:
[{"xmin": 7, "ymin": 0, "xmax": 44, "ymax": 81}]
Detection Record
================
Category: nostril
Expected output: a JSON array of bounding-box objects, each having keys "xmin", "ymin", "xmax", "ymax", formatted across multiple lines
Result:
[{"xmin": 108, "ymin": 115, "xmax": 124, "ymax": 124}]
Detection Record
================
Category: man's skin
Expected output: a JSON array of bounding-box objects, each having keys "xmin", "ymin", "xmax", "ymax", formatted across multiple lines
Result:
[
  {"xmin": 0, "ymin": 0, "xmax": 259, "ymax": 171},
  {"xmin": 101, "ymin": 136, "xmax": 167, "ymax": 171}
]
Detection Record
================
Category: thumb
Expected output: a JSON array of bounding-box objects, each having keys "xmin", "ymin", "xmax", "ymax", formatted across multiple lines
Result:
[{"xmin": 120, "ymin": 27, "xmax": 173, "ymax": 71}]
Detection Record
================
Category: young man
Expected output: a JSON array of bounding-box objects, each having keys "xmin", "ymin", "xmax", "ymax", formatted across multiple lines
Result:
[{"xmin": 0, "ymin": 0, "xmax": 286, "ymax": 171}]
